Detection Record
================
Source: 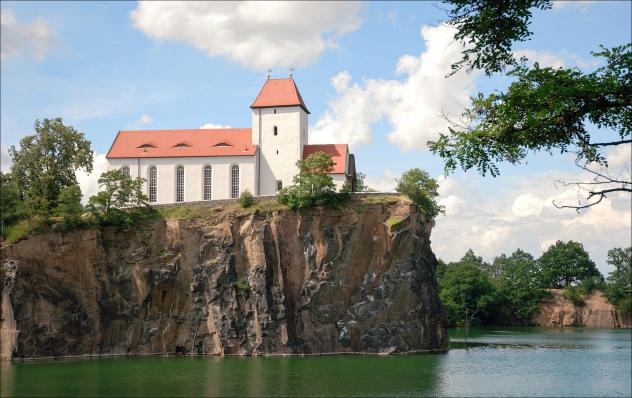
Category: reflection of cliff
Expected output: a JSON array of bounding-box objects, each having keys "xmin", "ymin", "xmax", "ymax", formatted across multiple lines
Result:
[
  {"xmin": 0, "ymin": 199, "xmax": 447, "ymax": 359},
  {"xmin": 534, "ymin": 289, "xmax": 631, "ymax": 328}
]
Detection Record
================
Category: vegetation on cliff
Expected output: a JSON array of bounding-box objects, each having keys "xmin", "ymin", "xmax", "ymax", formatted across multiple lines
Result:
[{"xmin": 438, "ymin": 242, "xmax": 631, "ymax": 327}]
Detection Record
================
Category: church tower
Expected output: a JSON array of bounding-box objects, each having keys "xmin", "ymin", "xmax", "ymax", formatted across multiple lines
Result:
[{"xmin": 250, "ymin": 78, "xmax": 310, "ymax": 196}]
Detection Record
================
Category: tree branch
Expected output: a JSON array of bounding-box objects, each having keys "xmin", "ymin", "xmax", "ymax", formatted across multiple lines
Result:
[{"xmin": 589, "ymin": 139, "xmax": 632, "ymax": 147}]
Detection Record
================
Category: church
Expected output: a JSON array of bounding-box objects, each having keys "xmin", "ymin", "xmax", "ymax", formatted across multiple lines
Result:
[{"xmin": 106, "ymin": 78, "xmax": 356, "ymax": 204}]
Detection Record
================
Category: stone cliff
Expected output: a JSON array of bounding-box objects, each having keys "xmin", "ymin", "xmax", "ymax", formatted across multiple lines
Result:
[
  {"xmin": 533, "ymin": 289, "xmax": 631, "ymax": 328},
  {"xmin": 0, "ymin": 198, "xmax": 447, "ymax": 359}
]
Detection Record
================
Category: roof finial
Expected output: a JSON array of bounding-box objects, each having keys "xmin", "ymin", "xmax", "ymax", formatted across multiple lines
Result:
[
  {"xmin": 289, "ymin": 67, "xmax": 294, "ymax": 78},
  {"xmin": 267, "ymin": 68, "xmax": 272, "ymax": 80}
]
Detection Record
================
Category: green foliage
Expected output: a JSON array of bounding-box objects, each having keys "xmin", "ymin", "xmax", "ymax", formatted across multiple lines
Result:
[
  {"xmin": 539, "ymin": 240, "xmax": 602, "ymax": 288},
  {"xmin": 604, "ymin": 247, "xmax": 632, "ymax": 314},
  {"xmin": 54, "ymin": 185, "xmax": 84, "ymax": 230},
  {"xmin": 277, "ymin": 151, "xmax": 349, "ymax": 211},
  {"xmin": 438, "ymin": 251, "xmax": 502, "ymax": 326},
  {"xmin": 239, "ymin": 190, "xmax": 254, "ymax": 208},
  {"xmin": 445, "ymin": 0, "xmax": 553, "ymax": 75},
  {"xmin": 0, "ymin": 172, "xmax": 22, "ymax": 238},
  {"xmin": 87, "ymin": 169, "xmax": 149, "ymax": 227},
  {"xmin": 395, "ymin": 168, "xmax": 444, "ymax": 221},
  {"xmin": 430, "ymin": 44, "xmax": 631, "ymax": 177},
  {"xmin": 3, "ymin": 220, "xmax": 32, "ymax": 244},
  {"xmin": 343, "ymin": 172, "xmax": 375, "ymax": 193},
  {"xmin": 495, "ymin": 249, "xmax": 546, "ymax": 321},
  {"xmin": 234, "ymin": 280, "xmax": 250, "ymax": 293},
  {"xmin": 9, "ymin": 118, "xmax": 93, "ymax": 214},
  {"xmin": 563, "ymin": 285, "xmax": 586, "ymax": 307}
]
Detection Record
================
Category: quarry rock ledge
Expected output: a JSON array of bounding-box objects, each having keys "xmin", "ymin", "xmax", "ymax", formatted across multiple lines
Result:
[{"xmin": 0, "ymin": 199, "xmax": 448, "ymax": 360}]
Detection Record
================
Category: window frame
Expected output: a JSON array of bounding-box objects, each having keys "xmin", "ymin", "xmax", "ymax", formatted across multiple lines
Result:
[
  {"xmin": 148, "ymin": 165, "xmax": 157, "ymax": 203},
  {"xmin": 230, "ymin": 164, "xmax": 240, "ymax": 199},
  {"xmin": 202, "ymin": 164, "xmax": 213, "ymax": 201},
  {"xmin": 175, "ymin": 165, "xmax": 185, "ymax": 203}
]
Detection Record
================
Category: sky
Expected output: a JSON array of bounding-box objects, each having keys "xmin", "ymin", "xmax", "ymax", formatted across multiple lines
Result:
[{"xmin": 1, "ymin": 1, "xmax": 630, "ymax": 274}]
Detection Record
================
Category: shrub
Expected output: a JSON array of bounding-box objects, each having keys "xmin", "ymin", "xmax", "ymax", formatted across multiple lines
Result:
[
  {"xmin": 563, "ymin": 285, "xmax": 586, "ymax": 307},
  {"xmin": 55, "ymin": 185, "xmax": 84, "ymax": 230},
  {"xmin": 277, "ymin": 151, "xmax": 350, "ymax": 211},
  {"xmin": 395, "ymin": 168, "xmax": 444, "ymax": 221},
  {"xmin": 240, "ymin": 190, "xmax": 254, "ymax": 208}
]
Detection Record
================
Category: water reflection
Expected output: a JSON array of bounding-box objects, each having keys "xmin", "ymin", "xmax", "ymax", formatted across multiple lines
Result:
[{"xmin": 1, "ymin": 328, "xmax": 630, "ymax": 397}]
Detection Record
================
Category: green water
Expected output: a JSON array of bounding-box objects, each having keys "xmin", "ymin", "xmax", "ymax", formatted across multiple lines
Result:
[{"xmin": 1, "ymin": 327, "xmax": 630, "ymax": 397}]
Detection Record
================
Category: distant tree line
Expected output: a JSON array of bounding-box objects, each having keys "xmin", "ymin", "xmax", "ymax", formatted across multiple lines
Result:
[{"xmin": 437, "ymin": 242, "xmax": 631, "ymax": 328}]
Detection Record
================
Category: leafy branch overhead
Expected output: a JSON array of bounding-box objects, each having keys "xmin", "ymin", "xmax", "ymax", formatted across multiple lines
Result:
[
  {"xmin": 446, "ymin": 0, "xmax": 554, "ymax": 76},
  {"xmin": 429, "ymin": 45, "xmax": 631, "ymax": 177}
]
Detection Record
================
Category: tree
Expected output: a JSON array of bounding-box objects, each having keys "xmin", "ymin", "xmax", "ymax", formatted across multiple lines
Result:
[
  {"xmin": 342, "ymin": 172, "xmax": 376, "ymax": 193},
  {"xmin": 0, "ymin": 172, "xmax": 21, "ymax": 238},
  {"xmin": 604, "ymin": 247, "xmax": 632, "ymax": 314},
  {"xmin": 538, "ymin": 240, "xmax": 602, "ymax": 288},
  {"xmin": 445, "ymin": 0, "xmax": 553, "ymax": 76},
  {"xmin": 9, "ymin": 118, "xmax": 93, "ymax": 213},
  {"xmin": 277, "ymin": 151, "xmax": 346, "ymax": 210},
  {"xmin": 87, "ymin": 169, "xmax": 147, "ymax": 225},
  {"xmin": 395, "ymin": 168, "xmax": 445, "ymax": 221},
  {"xmin": 438, "ymin": 250, "xmax": 502, "ymax": 328},
  {"xmin": 435, "ymin": 0, "xmax": 631, "ymax": 210},
  {"xmin": 495, "ymin": 249, "xmax": 546, "ymax": 322},
  {"xmin": 55, "ymin": 185, "xmax": 83, "ymax": 229}
]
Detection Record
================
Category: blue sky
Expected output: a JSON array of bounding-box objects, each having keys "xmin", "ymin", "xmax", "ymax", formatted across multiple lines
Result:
[{"xmin": 1, "ymin": 1, "xmax": 630, "ymax": 272}]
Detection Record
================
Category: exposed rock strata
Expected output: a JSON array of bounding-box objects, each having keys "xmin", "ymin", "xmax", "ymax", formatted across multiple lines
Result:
[
  {"xmin": 0, "ymin": 200, "xmax": 447, "ymax": 359},
  {"xmin": 533, "ymin": 289, "xmax": 631, "ymax": 328}
]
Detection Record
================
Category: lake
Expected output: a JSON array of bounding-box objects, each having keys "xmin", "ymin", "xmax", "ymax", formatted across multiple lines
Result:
[{"xmin": 1, "ymin": 327, "xmax": 630, "ymax": 397}]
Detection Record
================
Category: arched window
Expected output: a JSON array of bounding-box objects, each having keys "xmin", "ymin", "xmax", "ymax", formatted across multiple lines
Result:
[
  {"xmin": 273, "ymin": 126, "xmax": 278, "ymax": 136},
  {"xmin": 230, "ymin": 165, "xmax": 240, "ymax": 199},
  {"xmin": 175, "ymin": 166, "xmax": 184, "ymax": 202},
  {"xmin": 121, "ymin": 166, "xmax": 130, "ymax": 178},
  {"xmin": 148, "ymin": 166, "xmax": 157, "ymax": 203},
  {"xmin": 203, "ymin": 165, "xmax": 212, "ymax": 200}
]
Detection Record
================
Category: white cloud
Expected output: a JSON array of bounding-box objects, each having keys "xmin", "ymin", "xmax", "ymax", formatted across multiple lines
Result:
[
  {"xmin": 431, "ymin": 168, "xmax": 631, "ymax": 275},
  {"xmin": 513, "ymin": 49, "xmax": 566, "ymax": 68},
  {"xmin": 511, "ymin": 193, "xmax": 544, "ymax": 217},
  {"xmin": 130, "ymin": 1, "xmax": 362, "ymax": 70},
  {"xmin": 139, "ymin": 114, "xmax": 153, "ymax": 125},
  {"xmin": 364, "ymin": 170, "xmax": 397, "ymax": 192},
  {"xmin": 1, "ymin": 149, "xmax": 12, "ymax": 172},
  {"xmin": 1, "ymin": 9, "xmax": 56, "ymax": 60},
  {"xmin": 200, "ymin": 123, "xmax": 231, "ymax": 129},
  {"xmin": 76, "ymin": 153, "xmax": 109, "ymax": 203},
  {"xmin": 607, "ymin": 144, "xmax": 631, "ymax": 169},
  {"xmin": 310, "ymin": 24, "xmax": 478, "ymax": 151}
]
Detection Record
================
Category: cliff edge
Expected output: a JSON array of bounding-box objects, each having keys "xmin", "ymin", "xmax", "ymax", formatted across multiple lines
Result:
[
  {"xmin": 0, "ymin": 198, "xmax": 447, "ymax": 359},
  {"xmin": 533, "ymin": 289, "xmax": 631, "ymax": 328}
]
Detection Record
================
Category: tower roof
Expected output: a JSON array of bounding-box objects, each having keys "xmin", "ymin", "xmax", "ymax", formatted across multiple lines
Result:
[{"xmin": 250, "ymin": 78, "xmax": 310, "ymax": 114}]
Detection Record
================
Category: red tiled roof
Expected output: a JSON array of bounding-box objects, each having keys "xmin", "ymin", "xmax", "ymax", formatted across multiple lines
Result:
[
  {"xmin": 251, "ymin": 78, "xmax": 310, "ymax": 114},
  {"xmin": 303, "ymin": 144, "xmax": 348, "ymax": 174},
  {"xmin": 106, "ymin": 128, "xmax": 256, "ymax": 158}
]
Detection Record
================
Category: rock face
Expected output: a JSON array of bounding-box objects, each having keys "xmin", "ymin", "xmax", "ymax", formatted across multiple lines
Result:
[
  {"xmin": 0, "ymin": 200, "xmax": 447, "ymax": 359},
  {"xmin": 533, "ymin": 289, "xmax": 631, "ymax": 328}
]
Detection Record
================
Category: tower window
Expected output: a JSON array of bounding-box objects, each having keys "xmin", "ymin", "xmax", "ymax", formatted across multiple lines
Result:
[
  {"xmin": 148, "ymin": 166, "xmax": 157, "ymax": 203},
  {"xmin": 276, "ymin": 180, "xmax": 282, "ymax": 191},
  {"xmin": 273, "ymin": 126, "xmax": 278, "ymax": 136},
  {"xmin": 175, "ymin": 166, "xmax": 184, "ymax": 202},
  {"xmin": 274, "ymin": 109, "xmax": 277, "ymax": 114},
  {"xmin": 230, "ymin": 165, "xmax": 240, "ymax": 199},
  {"xmin": 276, "ymin": 150, "xmax": 278, "ymax": 154}
]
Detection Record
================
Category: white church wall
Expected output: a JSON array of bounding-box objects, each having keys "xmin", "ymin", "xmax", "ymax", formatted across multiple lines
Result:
[
  {"xmin": 331, "ymin": 174, "xmax": 347, "ymax": 191},
  {"xmin": 108, "ymin": 156, "xmax": 256, "ymax": 204}
]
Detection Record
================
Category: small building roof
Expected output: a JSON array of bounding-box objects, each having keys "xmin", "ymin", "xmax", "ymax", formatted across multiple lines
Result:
[
  {"xmin": 303, "ymin": 144, "xmax": 348, "ymax": 174},
  {"xmin": 250, "ymin": 78, "xmax": 310, "ymax": 114},
  {"xmin": 106, "ymin": 128, "xmax": 256, "ymax": 158}
]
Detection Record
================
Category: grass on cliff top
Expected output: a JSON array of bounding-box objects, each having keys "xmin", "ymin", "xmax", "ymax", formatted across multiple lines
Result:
[
  {"xmin": 156, "ymin": 195, "xmax": 403, "ymax": 221},
  {"xmin": 3, "ymin": 220, "xmax": 32, "ymax": 244}
]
